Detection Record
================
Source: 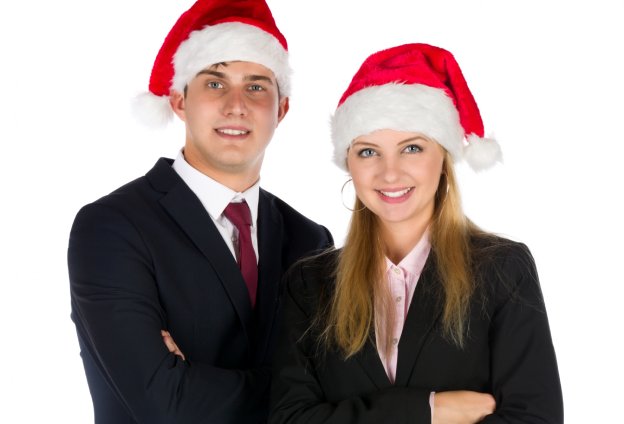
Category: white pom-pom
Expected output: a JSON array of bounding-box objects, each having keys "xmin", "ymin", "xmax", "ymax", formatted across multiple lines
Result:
[
  {"xmin": 463, "ymin": 134, "xmax": 502, "ymax": 171},
  {"xmin": 132, "ymin": 92, "xmax": 173, "ymax": 127}
]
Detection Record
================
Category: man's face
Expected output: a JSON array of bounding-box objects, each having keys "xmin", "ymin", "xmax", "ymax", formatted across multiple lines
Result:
[{"xmin": 171, "ymin": 61, "xmax": 289, "ymax": 189}]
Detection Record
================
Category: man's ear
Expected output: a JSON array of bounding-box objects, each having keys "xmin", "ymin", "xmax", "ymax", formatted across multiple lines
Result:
[
  {"xmin": 276, "ymin": 96, "xmax": 289, "ymax": 125},
  {"xmin": 169, "ymin": 90, "xmax": 186, "ymax": 122}
]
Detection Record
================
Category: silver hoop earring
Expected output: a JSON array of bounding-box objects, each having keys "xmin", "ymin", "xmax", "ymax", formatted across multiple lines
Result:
[{"xmin": 341, "ymin": 178, "xmax": 366, "ymax": 212}]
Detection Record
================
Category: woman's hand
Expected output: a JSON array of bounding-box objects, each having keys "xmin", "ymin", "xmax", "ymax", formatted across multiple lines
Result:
[
  {"xmin": 432, "ymin": 390, "xmax": 495, "ymax": 424},
  {"xmin": 161, "ymin": 330, "xmax": 186, "ymax": 361}
]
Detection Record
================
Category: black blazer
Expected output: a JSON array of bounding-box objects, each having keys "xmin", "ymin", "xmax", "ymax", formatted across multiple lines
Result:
[
  {"xmin": 270, "ymin": 239, "xmax": 563, "ymax": 423},
  {"xmin": 68, "ymin": 158, "xmax": 333, "ymax": 424}
]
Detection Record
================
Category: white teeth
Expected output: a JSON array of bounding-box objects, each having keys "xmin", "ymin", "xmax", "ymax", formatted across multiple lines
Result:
[
  {"xmin": 218, "ymin": 128, "xmax": 249, "ymax": 135},
  {"xmin": 380, "ymin": 188, "xmax": 412, "ymax": 198}
]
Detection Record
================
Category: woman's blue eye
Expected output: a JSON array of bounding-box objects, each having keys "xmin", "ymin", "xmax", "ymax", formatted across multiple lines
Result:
[
  {"xmin": 403, "ymin": 144, "xmax": 422, "ymax": 153},
  {"xmin": 358, "ymin": 148, "xmax": 376, "ymax": 158}
]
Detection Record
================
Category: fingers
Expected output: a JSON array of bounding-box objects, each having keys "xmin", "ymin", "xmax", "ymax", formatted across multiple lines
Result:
[
  {"xmin": 161, "ymin": 330, "xmax": 186, "ymax": 361},
  {"xmin": 433, "ymin": 390, "xmax": 496, "ymax": 424},
  {"xmin": 161, "ymin": 330, "xmax": 174, "ymax": 350},
  {"xmin": 479, "ymin": 393, "xmax": 496, "ymax": 415}
]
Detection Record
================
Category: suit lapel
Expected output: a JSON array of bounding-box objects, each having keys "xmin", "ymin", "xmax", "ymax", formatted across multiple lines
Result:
[
  {"xmin": 253, "ymin": 190, "xmax": 284, "ymax": 363},
  {"xmin": 147, "ymin": 159, "xmax": 253, "ymax": 345},
  {"xmin": 354, "ymin": 337, "xmax": 393, "ymax": 390},
  {"xmin": 394, "ymin": 255, "xmax": 443, "ymax": 387}
]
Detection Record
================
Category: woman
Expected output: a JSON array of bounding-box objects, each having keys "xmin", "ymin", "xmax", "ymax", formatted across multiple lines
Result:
[{"xmin": 269, "ymin": 44, "xmax": 563, "ymax": 423}]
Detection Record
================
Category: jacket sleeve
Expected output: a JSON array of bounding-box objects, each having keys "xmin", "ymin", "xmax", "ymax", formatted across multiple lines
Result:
[
  {"xmin": 69, "ymin": 203, "xmax": 269, "ymax": 424},
  {"xmin": 482, "ymin": 243, "xmax": 564, "ymax": 423},
  {"xmin": 269, "ymin": 262, "xmax": 432, "ymax": 424}
]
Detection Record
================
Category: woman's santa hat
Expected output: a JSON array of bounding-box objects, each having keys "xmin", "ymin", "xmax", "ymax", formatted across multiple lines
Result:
[
  {"xmin": 134, "ymin": 0, "xmax": 291, "ymax": 127},
  {"xmin": 331, "ymin": 43, "xmax": 501, "ymax": 171}
]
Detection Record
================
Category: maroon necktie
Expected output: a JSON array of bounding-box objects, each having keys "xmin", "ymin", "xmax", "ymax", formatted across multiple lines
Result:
[{"xmin": 223, "ymin": 201, "xmax": 258, "ymax": 308}]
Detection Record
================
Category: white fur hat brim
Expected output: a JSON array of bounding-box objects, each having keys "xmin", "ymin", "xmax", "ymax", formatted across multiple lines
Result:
[
  {"xmin": 331, "ymin": 83, "xmax": 501, "ymax": 171},
  {"xmin": 134, "ymin": 22, "xmax": 291, "ymax": 127},
  {"xmin": 331, "ymin": 84, "xmax": 465, "ymax": 170},
  {"xmin": 174, "ymin": 22, "xmax": 291, "ymax": 96}
]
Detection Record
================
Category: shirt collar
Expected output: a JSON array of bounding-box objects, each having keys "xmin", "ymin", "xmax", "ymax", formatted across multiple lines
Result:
[
  {"xmin": 172, "ymin": 150, "xmax": 260, "ymax": 225},
  {"xmin": 385, "ymin": 228, "xmax": 431, "ymax": 278}
]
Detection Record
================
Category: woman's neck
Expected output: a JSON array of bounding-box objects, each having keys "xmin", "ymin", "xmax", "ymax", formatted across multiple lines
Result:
[{"xmin": 380, "ymin": 218, "xmax": 430, "ymax": 265}]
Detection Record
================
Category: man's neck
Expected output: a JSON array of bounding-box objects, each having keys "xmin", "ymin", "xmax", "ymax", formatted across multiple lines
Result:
[{"xmin": 182, "ymin": 152, "xmax": 261, "ymax": 192}]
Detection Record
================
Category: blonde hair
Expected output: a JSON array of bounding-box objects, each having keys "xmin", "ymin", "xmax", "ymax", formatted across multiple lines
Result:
[{"xmin": 320, "ymin": 150, "xmax": 483, "ymax": 358}]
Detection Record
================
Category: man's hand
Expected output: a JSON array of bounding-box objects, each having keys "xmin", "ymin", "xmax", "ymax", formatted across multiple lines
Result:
[
  {"xmin": 433, "ymin": 390, "xmax": 495, "ymax": 424},
  {"xmin": 161, "ymin": 330, "xmax": 186, "ymax": 361}
]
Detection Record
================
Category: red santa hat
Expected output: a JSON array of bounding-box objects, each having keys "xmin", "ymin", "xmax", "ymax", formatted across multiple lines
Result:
[
  {"xmin": 331, "ymin": 43, "xmax": 501, "ymax": 172},
  {"xmin": 133, "ymin": 0, "xmax": 291, "ymax": 126}
]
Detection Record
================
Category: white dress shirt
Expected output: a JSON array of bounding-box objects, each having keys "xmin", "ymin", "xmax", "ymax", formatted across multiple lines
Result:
[{"xmin": 172, "ymin": 150, "xmax": 260, "ymax": 263}]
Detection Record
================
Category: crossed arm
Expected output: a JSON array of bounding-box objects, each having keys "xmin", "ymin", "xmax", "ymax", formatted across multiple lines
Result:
[
  {"xmin": 267, "ymin": 282, "xmax": 495, "ymax": 424},
  {"xmin": 69, "ymin": 203, "xmax": 271, "ymax": 423}
]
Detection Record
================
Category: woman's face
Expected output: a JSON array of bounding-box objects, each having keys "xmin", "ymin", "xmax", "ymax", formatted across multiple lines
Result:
[{"xmin": 347, "ymin": 129, "xmax": 445, "ymax": 230}]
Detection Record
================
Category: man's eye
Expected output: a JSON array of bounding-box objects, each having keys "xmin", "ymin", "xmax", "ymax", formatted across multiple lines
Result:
[
  {"xmin": 248, "ymin": 84, "xmax": 265, "ymax": 92},
  {"xmin": 206, "ymin": 81, "xmax": 223, "ymax": 89}
]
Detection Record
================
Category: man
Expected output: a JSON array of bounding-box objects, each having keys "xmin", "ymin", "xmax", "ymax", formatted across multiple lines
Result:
[{"xmin": 68, "ymin": 1, "xmax": 333, "ymax": 423}]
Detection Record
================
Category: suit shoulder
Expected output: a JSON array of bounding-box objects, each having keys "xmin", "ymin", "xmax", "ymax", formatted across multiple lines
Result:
[
  {"xmin": 471, "ymin": 233, "xmax": 534, "ymax": 269},
  {"xmin": 283, "ymin": 249, "xmax": 338, "ymax": 312},
  {"xmin": 261, "ymin": 189, "xmax": 333, "ymax": 243},
  {"xmin": 70, "ymin": 174, "xmax": 153, "ymax": 237},
  {"xmin": 76, "ymin": 157, "xmax": 174, "ymax": 215},
  {"xmin": 262, "ymin": 190, "xmax": 321, "ymax": 227},
  {"xmin": 73, "ymin": 157, "xmax": 175, "ymax": 223},
  {"xmin": 285, "ymin": 249, "xmax": 338, "ymax": 281},
  {"xmin": 471, "ymin": 234, "xmax": 543, "ymax": 305},
  {"xmin": 71, "ymin": 175, "xmax": 149, "ymax": 226}
]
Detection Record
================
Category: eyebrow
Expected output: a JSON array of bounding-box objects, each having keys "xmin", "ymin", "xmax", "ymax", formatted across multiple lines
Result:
[
  {"xmin": 244, "ymin": 75, "xmax": 274, "ymax": 85},
  {"xmin": 195, "ymin": 70, "xmax": 274, "ymax": 85},
  {"xmin": 352, "ymin": 135, "xmax": 429, "ymax": 148},
  {"xmin": 351, "ymin": 140, "xmax": 377, "ymax": 148},
  {"xmin": 196, "ymin": 69, "xmax": 226, "ymax": 79},
  {"xmin": 398, "ymin": 135, "xmax": 429, "ymax": 145}
]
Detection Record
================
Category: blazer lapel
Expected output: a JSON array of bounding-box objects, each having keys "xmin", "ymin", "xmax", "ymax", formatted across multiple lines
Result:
[
  {"xmin": 147, "ymin": 159, "xmax": 253, "ymax": 344},
  {"xmin": 354, "ymin": 338, "xmax": 393, "ymax": 390},
  {"xmin": 394, "ymin": 255, "xmax": 443, "ymax": 387},
  {"xmin": 253, "ymin": 190, "xmax": 284, "ymax": 364}
]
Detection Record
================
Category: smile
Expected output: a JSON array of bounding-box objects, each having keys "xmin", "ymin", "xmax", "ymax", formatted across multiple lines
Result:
[
  {"xmin": 216, "ymin": 128, "xmax": 250, "ymax": 136},
  {"xmin": 378, "ymin": 188, "xmax": 412, "ymax": 198}
]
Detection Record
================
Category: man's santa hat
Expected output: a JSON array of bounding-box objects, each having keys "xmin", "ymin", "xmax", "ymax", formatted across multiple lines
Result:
[
  {"xmin": 133, "ymin": 0, "xmax": 291, "ymax": 127},
  {"xmin": 331, "ymin": 43, "xmax": 501, "ymax": 171}
]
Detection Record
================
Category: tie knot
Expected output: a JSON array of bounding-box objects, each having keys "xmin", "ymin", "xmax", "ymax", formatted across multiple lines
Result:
[{"xmin": 223, "ymin": 201, "xmax": 252, "ymax": 228}]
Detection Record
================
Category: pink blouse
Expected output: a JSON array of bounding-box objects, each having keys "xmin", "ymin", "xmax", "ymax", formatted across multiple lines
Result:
[{"xmin": 375, "ymin": 232, "xmax": 431, "ymax": 383}]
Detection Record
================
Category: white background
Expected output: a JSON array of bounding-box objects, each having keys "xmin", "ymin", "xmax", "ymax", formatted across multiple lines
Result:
[{"xmin": 1, "ymin": 0, "xmax": 622, "ymax": 422}]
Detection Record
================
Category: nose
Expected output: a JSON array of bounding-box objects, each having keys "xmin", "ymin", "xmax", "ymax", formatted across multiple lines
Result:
[
  {"xmin": 379, "ymin": 155, "xmax": 401, "ymax": 183},
  {"xmin": 222, "ymin": 88, "xmax": 248, "ymax": 116}
]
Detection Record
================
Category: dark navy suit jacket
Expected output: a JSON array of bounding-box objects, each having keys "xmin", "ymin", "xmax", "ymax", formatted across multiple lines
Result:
[{"xmin": 69, "ymin": 158, "xmax": 333, "ymax": 423}]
